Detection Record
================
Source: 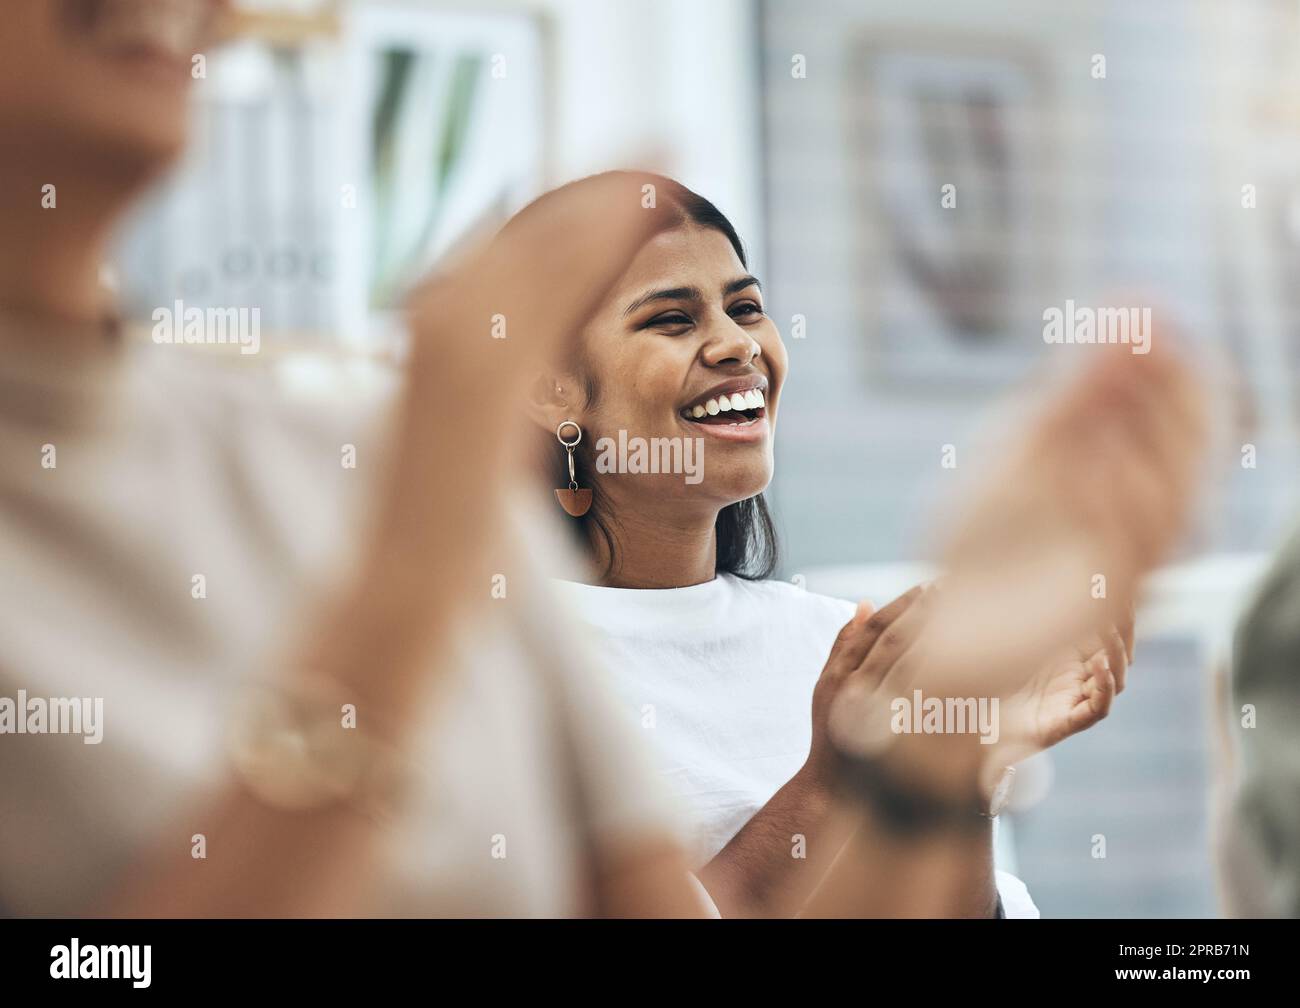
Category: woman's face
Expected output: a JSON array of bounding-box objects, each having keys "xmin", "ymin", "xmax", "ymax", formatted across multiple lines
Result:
[
  {"xmin": 570, "ymin": 223, "xmax": 787, "ymax": 511},
  {"xmin": 0, "ymin": 1, "xmax": 226, "ymax": 178}
]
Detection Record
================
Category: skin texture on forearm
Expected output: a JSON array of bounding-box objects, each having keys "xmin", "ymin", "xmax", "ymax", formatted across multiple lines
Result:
[{"xmin": 697, "ymin": 764, "xmax": 847, "ymax": 917}]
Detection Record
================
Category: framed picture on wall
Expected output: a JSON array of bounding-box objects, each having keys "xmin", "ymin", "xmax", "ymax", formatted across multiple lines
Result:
[
  {"xmin": 337, "ymin": 2, "xmax": 550, "ymax": 349},
  {"xmin": 847, "ymin": 34, "xmax": 1054, "ymax": 387}
]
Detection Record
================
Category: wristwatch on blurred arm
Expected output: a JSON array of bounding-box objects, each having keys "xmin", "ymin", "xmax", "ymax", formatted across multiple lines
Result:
[{"xmin": 227, "ymin": 674, "xmax": 409, "ymax": 822}]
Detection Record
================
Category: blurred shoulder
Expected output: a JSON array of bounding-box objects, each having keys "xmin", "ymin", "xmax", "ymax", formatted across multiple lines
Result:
[
  {"xmin": 126, "ymin": 340, "xmax": 394, "ymax": 456},
  {"xmin": 124, "ymin": 341, "xmax": 398, "ymax": 565}
]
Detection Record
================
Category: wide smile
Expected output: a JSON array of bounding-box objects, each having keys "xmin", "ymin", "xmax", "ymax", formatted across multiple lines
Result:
[{"xmin": 678, "ymin": 380, "xmax": 771, "ymax": 441}]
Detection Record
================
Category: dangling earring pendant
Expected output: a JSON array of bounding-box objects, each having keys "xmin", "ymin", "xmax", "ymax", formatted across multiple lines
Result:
[{"xmin": 554, "ymin": 420, "xmax": 592, "ymax": 517}]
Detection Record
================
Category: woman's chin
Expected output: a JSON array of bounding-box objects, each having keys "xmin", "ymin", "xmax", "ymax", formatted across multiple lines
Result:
[{"xmin": 698, "ymin": 470, "xmax": 772, "ymax": 507}]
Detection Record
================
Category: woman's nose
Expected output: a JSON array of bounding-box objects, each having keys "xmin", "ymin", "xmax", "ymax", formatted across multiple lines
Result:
[{"xmin": 701, "ymin": 322, "xmax": 761, "ymax": 368}]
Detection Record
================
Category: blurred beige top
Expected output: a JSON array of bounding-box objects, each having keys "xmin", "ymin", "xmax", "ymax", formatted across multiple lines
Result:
[{"xmin": 0, "ymin": 311, "xmax": 680, "ymax": 917}]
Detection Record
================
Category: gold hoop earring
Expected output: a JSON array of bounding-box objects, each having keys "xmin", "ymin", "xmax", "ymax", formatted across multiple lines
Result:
[{"xmin": 554, "ymin": 420, "xmax": 592, "ymax": 517}]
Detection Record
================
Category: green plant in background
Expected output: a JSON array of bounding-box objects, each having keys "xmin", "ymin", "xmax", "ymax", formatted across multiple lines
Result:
[
  {"xmin": 370, "ymin": 48, "xmax": 415, "ymax": 305},
  {"xmin": 369, "ymin": 48, "xmax": 482, "ymax": 308}
]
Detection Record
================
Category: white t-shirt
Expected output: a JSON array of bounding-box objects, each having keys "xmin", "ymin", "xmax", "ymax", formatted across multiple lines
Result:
[
  {"xmin": 554, "ymin": 572, "xmax": 1040, "ymax": 918},
  {"xmin": 0, "ymin": 315, "xmax": 681, "ymax": 917}
]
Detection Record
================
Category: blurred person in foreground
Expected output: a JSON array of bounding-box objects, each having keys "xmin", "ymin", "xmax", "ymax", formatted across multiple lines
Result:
[
  {"xmin": 0, "ymin": 0, "xmax": 703, "ymax": 917},
  {"xmin": 0, "ymin": 0, "xmax": 1205, "ymax": 918}
]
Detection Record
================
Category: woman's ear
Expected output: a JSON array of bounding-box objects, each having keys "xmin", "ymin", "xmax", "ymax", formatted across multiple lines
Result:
[{"xmin": 526, "ymin": 371, "xmax": 581, "ymax": 434}]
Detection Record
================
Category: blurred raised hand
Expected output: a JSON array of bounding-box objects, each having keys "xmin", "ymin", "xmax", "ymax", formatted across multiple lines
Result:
[
  {"xmin": 829, "ymin": 327, "xmax": 1206, "ymax": 800},
  {"xmin": 990, "ymin": 608, "xmax": 1135, "ymax": 767},
  {"xmin": 309, "ymin": 172, "xmax": 675, "ymax": 699},
  {"xmin": 922, "ymin": 332, "xmax": 1204, "ymax": 693}
]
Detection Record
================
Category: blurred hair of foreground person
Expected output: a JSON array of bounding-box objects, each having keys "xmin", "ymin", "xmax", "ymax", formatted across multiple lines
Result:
[{"xmin": 1219, "ymin": 501, "xmax": 1300, "ymax": 917}]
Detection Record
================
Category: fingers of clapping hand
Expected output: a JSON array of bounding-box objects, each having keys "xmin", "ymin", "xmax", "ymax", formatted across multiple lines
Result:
[
  {"xmin": 1084, "ymin": 650, "xmax": 1118, "ymax": 720},
  {"xmin": 490, "ymin": 174, "xmax": 671, "ymax": 341},
  {"xmin": 1075, "ymin": 620, "xmax": 1129, "ymax": 695},
  {"xmin": 826, "ymin": 600, "xmax": 876, "ymax": 677},
  {"xmin": 825, "ymin": 586, "xmax": 922, "ymax": 681},
  {"xmin": 852, "ymin": 584, "xmax": 938, "ymax": 692},
  {"xmin": 1119, "ymin": 598, "xmax": 1136, "ymax": 664},
  {"xmin": 1104, "ymin": 625, "xmax": 1129, "ymax": 693},
  {"xmin": 406, "ymin": 172, "xmax": 674, "ymax": 389}
]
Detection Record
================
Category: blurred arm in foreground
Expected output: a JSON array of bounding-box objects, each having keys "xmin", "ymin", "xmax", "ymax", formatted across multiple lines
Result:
[
  {"xmin": 100, "ymin": 175, "xmax": 708, "ymax": 918},
  {"xmin": 0, "ymin": 0, "xmax": 706, "ymax": 918},
  {"xmin": 801, "ymin": 335, "xmax": 1207, "ymax": 917}
]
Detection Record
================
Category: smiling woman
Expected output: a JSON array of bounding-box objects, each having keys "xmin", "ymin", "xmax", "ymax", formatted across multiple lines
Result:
[
  {"xmin": 529, "ymin": 172, "xmax": 1152, "ymax": 919},
  {"xmin": 535, "ymin": 173, "xmax": 781, "ymax": 584}
]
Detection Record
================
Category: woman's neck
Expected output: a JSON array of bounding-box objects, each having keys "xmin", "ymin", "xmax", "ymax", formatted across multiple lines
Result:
[
  {"xmin": 589, "ymin": 502, "xmax": 720, "ymax": 589},
  {"xmin": 0, "ymin": 162, "xmax": 122, "ymax": 336}
]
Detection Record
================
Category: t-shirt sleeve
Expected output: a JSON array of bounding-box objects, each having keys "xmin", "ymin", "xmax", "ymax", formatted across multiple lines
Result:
[{"xmin": 994, "ymin": 869, "xmax": 1040, "ymax": 919}]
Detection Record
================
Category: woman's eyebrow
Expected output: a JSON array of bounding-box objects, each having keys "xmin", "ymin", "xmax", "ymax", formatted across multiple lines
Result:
[
  {"xmin": 724, "ymin": 275, "xmax": 762, "ymax": 296},
  {"xmin": 622, "ymin": 276, "xmax": 762, "ymax": 317},
  {"xmin": 622, "ymin": 286, "xmax": 701, "ymax": 317}
]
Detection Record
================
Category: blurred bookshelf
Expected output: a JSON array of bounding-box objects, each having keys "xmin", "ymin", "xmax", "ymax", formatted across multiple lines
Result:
[{"xmin": 114, "ymin": 0, "xmax": 547, "ymax": 359}]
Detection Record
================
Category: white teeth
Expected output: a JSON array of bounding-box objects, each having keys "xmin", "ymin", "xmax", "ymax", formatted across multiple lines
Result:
[{"xmin": 687, "ymin": 389, "xmax": 765, "ymax": 420}]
